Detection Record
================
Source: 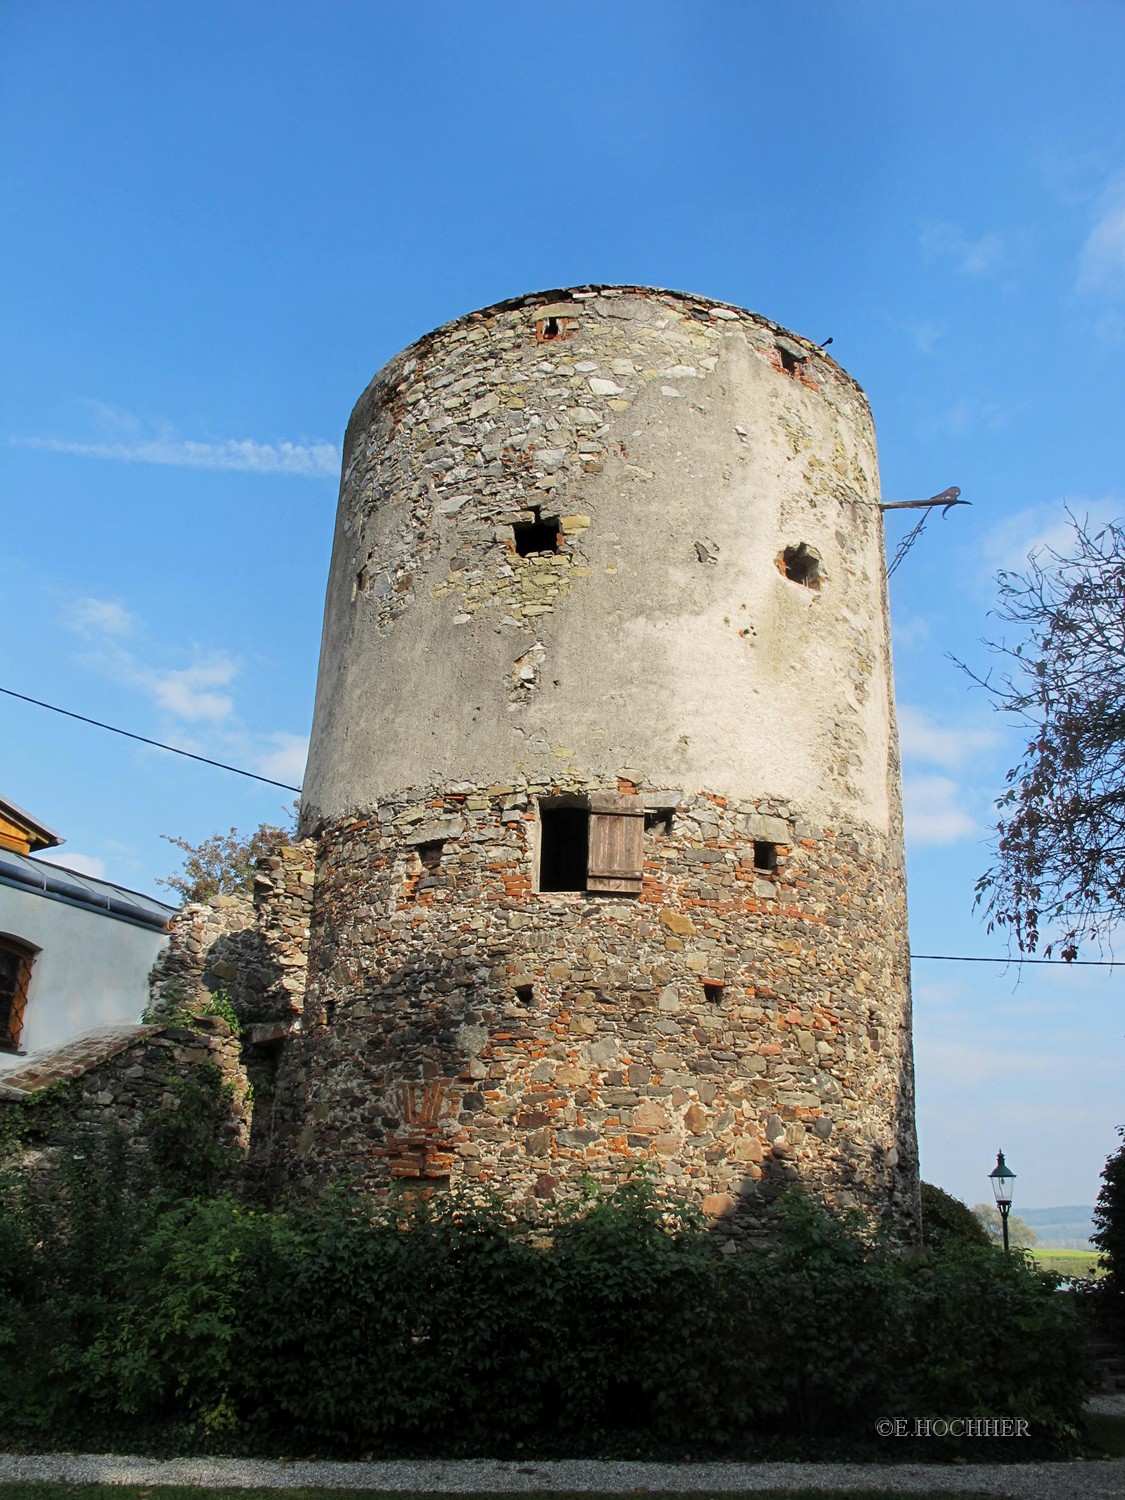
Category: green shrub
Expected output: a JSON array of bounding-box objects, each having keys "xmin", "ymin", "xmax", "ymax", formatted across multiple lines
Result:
[
  {"xmin": 0, "ymin": 1169, "xmax": 1094, "ymax": 1456},
  {"xmin": 919, "ymin": 1180, "xmax": 993, "ymax": 1251}
]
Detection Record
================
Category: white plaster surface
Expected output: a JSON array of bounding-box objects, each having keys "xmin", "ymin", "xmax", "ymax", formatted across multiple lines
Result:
[
  {"xmin": 304, "ymin": 288, "xmax": 898, "ymax": 833},
  {"xmin": 0, "ymin": 882, "xmax": 167, "ymax": 1068}
]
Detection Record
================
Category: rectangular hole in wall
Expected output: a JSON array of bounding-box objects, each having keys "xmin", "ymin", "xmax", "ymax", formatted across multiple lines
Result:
[
  {"xmin": 753, "ymin": 840, "xmax": 777, "ymax": 872},
  {"xmin": 514, "ymin": 514, "xmax": 561, "ymax": 556},
  {"xmin": 644, "ymin": 809, "xmax": 674, "ymax": 837},
  {"xmin": 539, "ymin": 805, "xmax": 589, "ymax": 892},
  {"xmin": 703, "ymin": 981, "xmax": 724, "ymax": 1004},
  {"xmin": 417, "ymin": 840, "xmax": 443, "ymax": 871}
]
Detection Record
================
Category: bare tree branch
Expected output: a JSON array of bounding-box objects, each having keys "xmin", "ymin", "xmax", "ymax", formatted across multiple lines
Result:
[{"xmin": 959, "ymin": 512, "xmax": 1125, "ymax": 960}]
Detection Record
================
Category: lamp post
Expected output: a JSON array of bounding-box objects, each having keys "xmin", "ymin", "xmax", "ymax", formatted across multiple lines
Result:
[{"xmin": 989, "ymin": 1150, "xmax": 1017, "ymax": 1254}]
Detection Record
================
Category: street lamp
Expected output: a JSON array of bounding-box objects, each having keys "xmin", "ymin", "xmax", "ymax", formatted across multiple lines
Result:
[{"xmin": 989, "ymin": 1150, "xmax": 1017, "ymax": 1253}]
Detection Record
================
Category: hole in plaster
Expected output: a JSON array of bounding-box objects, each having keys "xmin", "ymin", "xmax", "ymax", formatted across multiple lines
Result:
[{"xmin": 781, "ymin": 544, "xmax": 821, "ymax": 589}]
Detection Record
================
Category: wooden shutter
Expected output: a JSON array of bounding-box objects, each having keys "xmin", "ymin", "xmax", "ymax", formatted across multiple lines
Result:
[{"xmin": 587, "ymin": 794, "xmax": 645, "ymax": 894}]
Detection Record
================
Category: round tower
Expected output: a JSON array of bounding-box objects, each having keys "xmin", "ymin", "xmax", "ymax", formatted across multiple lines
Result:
[{"xmin": 279, "ymin": 285, "xmax": 919, "ymax": 1238}]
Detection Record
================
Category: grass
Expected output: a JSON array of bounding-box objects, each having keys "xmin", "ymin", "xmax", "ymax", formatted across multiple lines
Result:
[
  {"xmin": 0, "ymin": 1489, "xmax": 1003, "ymax": 1500},
  {"xmin": 1085, "ymin": 1413, "xmax": 1125, "ymax": 1457},
  {"xmin": 1030, "ymin": 1247, "xmax": 1103, "ymax": 1278}
]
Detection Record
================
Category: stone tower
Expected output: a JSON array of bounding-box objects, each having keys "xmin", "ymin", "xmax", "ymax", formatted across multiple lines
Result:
[{"xmin": 278, "ymin": 285, "xmax": 919, "ymax": 1239}]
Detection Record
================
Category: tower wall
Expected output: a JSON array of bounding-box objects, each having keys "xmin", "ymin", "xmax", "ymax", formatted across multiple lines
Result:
[{"xmin": 278, "ymin": 286, "xmax": 919, "ymax": 1237}]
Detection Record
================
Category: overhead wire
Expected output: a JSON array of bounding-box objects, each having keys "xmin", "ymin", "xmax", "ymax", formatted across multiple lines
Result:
[
  {"xmin": 2, "ymin": 686, "xmax": 1121, "ymax": 966},
  {"xmin": 0, "ymin": 685, "xmax": 302, "ymax": 793}
]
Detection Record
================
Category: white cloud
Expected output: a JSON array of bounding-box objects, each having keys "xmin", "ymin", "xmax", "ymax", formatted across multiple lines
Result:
[
  {"xmin": 903, "ymin": 774, "xmax": 981, "ymax": 845},
  {"xmin": 890, "ymin": 614, "xmax": 931, "ymax": 650},
  {"xmin": 920, "ymin": 221, "xmax": 1004, "ymax": 277},
  {"xmin": 142, "ymin": 655, "xmax": 239, "ymax": 722},
  {"xmin": 979, "ymin": 496, "xmax": 1124, "ymax": 574},
  {"xmin": 937, "ymin": 397, "xmax": 1016, "ymax": 436},
  {"xmin": 898, "ymin": 706, "xmax": 999, "ymax": 769},
  {"xmin": 255, "ymin": 732, "xmax": 309, "ymax": 785},
  {"xmin": 1077, "ymin": 175, "xmax": 1125, "ymax": 299},
  {"xmin": 889, "ymin": 317, "xmax": 943, "ymax": 354},
  {"xmin": 20, "ymin": 433, "xmax": 340, "ymax": 478},
  {"xmin": 38, "ymin": 849, "xmax": 108, "ymax": 880},
  {"xmin": 67, "ymin": 597, "xmax": 136, "ymax": 637}
]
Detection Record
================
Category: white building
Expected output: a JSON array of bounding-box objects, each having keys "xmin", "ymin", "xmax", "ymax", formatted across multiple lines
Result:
[{"xmin": 0, "ymin": 796, "xmax": 173, "ymax": 1070}]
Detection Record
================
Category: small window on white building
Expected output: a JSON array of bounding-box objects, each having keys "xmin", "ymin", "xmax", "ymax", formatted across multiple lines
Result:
[{"xmin": 0, "ymin": 937, "xmax": 34, "ymax": 1054}]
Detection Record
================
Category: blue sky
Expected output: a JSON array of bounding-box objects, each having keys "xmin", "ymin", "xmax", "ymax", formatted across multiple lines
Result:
[{"xmin": 3, "ymin": 1, "xmax": 1123, "ymax": 1210}]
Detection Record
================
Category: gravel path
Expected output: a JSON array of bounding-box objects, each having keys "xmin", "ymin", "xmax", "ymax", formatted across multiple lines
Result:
[{"xmin": 2, "ymin": 1452, "xmax": 1125, "ymax": 1498}]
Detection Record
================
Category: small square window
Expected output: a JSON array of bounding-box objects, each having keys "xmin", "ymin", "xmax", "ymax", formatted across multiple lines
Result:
[
  {"xmin": 513, "ymin": 514, "xmax": 561, "ymax": 556},
  {"xmin": 753, "ymin": 840, "xmax": 777, "ymax": 873}
]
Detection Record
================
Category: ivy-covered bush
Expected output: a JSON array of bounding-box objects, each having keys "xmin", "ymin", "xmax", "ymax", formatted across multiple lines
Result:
[{"xmin": 0, "ymin": 1167, "xmax": 1092, "ymax": 1457}]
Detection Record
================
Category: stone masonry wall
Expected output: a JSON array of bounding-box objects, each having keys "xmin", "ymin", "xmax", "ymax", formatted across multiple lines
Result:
[
  {"xmin": 148, "ymin": 842, "xmax": 315, "ymax": 1028},
  {"xmin": 272, "ymin": 779, "xmax": 918, "ymax": 1241},
  {"xmin": 0, "ymin": 1016, "xmax": 249, "ymax": 1183}
]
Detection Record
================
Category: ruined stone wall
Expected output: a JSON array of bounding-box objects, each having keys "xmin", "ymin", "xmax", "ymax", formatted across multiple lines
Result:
[
  {"xmin": 279, "ymin": 286, "xmax": 918, "ymax": 1239},
  {"xmin": 148, "ymin": 842, "xmax": 315, "ymax": 1027},
  {"xmin": 0, "ymin": 1017, "xmax": 249, "ymax": 1181}
]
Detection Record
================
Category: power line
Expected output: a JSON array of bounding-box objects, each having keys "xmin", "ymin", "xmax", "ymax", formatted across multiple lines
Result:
[
  {"xmin": 0, "ymin": 685, "xmax": 302, "ymax": 793},
  {"xmin": 910, "ymin": 952, "xmax": 1119, "ymax": 968},
  {"xmin": 2, "ymin": 686, "xmax": 1122, "ymax": 966}
]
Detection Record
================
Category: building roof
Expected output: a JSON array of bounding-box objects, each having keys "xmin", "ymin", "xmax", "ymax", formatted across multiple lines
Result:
[
  {"xmin": 0, "ymin": 796, "xmax": 63, "ymax": 855},
  {"xmin": 0, "ymin": 846, "xmax": 175, "ymax": 932}
]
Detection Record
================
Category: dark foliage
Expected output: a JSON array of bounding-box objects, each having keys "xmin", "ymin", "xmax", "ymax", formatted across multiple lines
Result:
[
  {"xmin": 967, "ymin": 513, "xmax": 1125, "ymax": 958},
  {"xmin": 0, "ymin": 1169, "xmax": 1091, "ymax": 1457},
  {"xmin": 919, "ymin": 1181, "xmax": 992, "ymax": 1252},
  {"xmin": 1093, "ymin": 1126, "xmax": 1125, "ymax": 1325}
]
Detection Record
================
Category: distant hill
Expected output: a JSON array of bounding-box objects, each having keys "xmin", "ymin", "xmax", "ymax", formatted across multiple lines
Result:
[{"xmin": 1021, "ymin": 1205, "xmax": 1096, "ymax": 1249}]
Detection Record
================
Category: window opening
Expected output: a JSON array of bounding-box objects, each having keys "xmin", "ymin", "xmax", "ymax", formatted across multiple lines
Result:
[
  {"xmin": 535, "ymin": 314, "xmax": 576, "ymax": 343},
  {"xmin": 703, "ymin": 981, "xmax": 725, "ymax": 1004},
  {"xmin": 644, "ymin": 809, "xmax": 674, "ymax": 837},
  {"xmin": 539, "ymin": 805, "xmax": 589, "ymax": 892},
  {"xmin": 781, "ymin": 544, "xmax": 821, "ymax": 589},
  {"xmin": 0, "ymin": 938, "xmax": 33, "ymax": 1053},
  {"xmin": 537, "ymin": 794, "xmax": 644, "ymax": 896},
  {"xmin": 778, "ymin": 345, "xmax": 799, "ymax": 374},
  {"xmin": 514, "ymin": 981, "xmax": 535, "ymax": 1003},
  {"xmin": 753, "ymin": 840, "xmax": 778, "ymax": 873},
  {"xmin": 417, "ymin": 840, "xmax": 443, "ymax": 871},
  {"xmin": 514, "ymin": 512, "xmax": 561, "ymax": 556}
]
